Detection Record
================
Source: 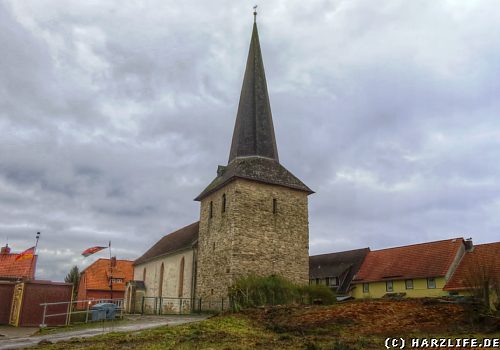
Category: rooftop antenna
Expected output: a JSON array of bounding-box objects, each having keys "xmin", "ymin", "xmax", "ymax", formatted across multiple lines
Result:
[{"xmin": 253, "ymin": 5, "xmax": 258, "ymax": 23}]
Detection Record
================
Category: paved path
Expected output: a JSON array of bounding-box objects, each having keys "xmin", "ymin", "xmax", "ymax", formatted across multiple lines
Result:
[{"xmin": 0, "ymin": 315, "xmax": 209, "ymax": 350}]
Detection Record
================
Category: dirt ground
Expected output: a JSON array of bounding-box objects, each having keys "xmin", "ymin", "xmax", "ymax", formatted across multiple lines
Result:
[{"xmin": 245, "ymin": 298, "xmax": 487, "ymax": 336}]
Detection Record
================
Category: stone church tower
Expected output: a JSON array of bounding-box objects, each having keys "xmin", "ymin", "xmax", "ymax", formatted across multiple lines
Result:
[{"xmin": 194, "ymin": 19, "xmax": 313, "ymax": 300}]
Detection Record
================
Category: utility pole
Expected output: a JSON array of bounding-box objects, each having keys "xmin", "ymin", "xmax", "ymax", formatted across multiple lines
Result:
[{"xmin": 108, "ymin": 241, "xmax": 113, "ymax": 300}]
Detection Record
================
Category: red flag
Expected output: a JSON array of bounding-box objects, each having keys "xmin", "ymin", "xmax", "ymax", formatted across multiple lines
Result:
[
  {"xmin": 15, "ymin": 246, "xmax": 35, "ymax": 261},
  {"xmin": 82, "ymin": 246, "xmax": 107, "ymax": 257}
]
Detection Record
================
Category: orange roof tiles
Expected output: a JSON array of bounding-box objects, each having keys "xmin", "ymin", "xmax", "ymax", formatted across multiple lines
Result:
[
  {"xmin": 81, "ymin": 259, "xmax": 133, "ymax": 292},
  {"xmin": 444, "ymin": 242, "xmax": 500, "ymax": 291},
  {"xmin": 353, "ymin": 238, "xmax": 464, "ymax": 283},
  {"xmin": 0, "ymin": 253, "xmax": 37, "ymax": 280}
]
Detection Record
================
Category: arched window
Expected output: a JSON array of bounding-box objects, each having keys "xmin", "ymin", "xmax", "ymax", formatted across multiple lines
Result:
[
  {"xmin": 178, "ymin": 257, "xmax": 185, "ymax": 297},
  {"xmin": 143, "ymin": 267, "xmax": 147, "ymax": 282},
  {"xmin": 158, "ymin": 263, "xmax": 165, "ymax": 297},
  {"xmin": 222, "ymin": 194, "xmax": 226, "ymax": 213},
  {"xmin": 209, "ymin": 201, "xmax": 213, "ymax": 218}
]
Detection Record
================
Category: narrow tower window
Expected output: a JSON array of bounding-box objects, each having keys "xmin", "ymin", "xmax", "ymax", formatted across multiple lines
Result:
[
  {"xmin": 158, "ymin": 263, "xmax": 165, "ymax": 298},
  {"xmin": 272, "ymin": 198, "xmax": 277, "ymax": 214},
  {"xmin": 209, "ymin": 201, "xmax": 213, "ymax": 218},
  {"xmin": 222, "ymin": 194, "xmax": 226, "ymax": 213},
  {"xmin": 178, "ymin": 257, "xmax": 185, "ymax": 297}
]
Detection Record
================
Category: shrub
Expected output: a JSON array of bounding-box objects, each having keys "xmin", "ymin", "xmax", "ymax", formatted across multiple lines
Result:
[
  {"xmin": 229, "ymin": 275, "xmax": 336, "ymax": 310},
  {"xmin": 229, "ymin": 275, "xmax": 299, "ymax": 310},
  {"xmin": 298, "ymin": 284, "xmax": 336, "ymax": 305}
]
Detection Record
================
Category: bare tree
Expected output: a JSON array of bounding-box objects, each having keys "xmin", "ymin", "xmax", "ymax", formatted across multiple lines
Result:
[{"xmin": 463, "ymin": 252, "xmax": 499, "ymax": 312}]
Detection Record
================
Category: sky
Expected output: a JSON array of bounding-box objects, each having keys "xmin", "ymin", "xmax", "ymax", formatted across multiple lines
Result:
[{"xmin": 1, "ymin": 1, "xmax": 499, "ymax": 281}]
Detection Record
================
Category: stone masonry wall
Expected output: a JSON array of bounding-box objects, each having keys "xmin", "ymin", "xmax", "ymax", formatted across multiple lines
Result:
[{"xmin": 196, "ymin": 178, "xmax": 309, "ymax": 300}]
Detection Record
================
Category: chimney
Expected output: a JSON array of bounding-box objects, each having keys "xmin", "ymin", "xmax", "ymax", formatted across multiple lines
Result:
[
  {"xmin": 1, "ymin": 244, "xmax": 11, "ymax": 254},
  {"xmin": 464, "ymin": 238, "xmax": 474, "ymax": 252},
  {"xmin": 110, "ymin": 256, "xmax": 117, "ymax": 268}
]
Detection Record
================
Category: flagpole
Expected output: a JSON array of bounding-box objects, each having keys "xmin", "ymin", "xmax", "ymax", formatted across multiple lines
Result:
[{"xmin": 29, "ymin": 232, "xmax": 40, "ymax": 281}]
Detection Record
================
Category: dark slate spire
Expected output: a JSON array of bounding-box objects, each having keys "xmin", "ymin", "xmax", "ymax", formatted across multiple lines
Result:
[
  {"xmin": 228, "ymin": 21, "xmax": 279, "ymax": 163},
  {"xmin": 195, "ymin": 18, "xmax": 313, "ymax": 201}
]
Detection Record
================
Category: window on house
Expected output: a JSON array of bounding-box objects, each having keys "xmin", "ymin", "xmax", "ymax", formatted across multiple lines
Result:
[
  {"xmin": 222, "ymin": 194, "xmax": 226, "ymax": 213},
  {"xmin": 405, "ymin": 279, "xmax": 414, "ymax": 290},
  {"xmin": 315, "ymin": 278, "xmax": 320, "ymax": 285},
  {"xmin": 273, "ymin": 198, "xmax": 277, "ymax": 214},
  {"xmin": 427, "ymin": 277, "xmax": 436, "ymax": 289},
  {"xmin": 209, "ymin": 201, "xmax": 213, "ymax": 218},
  {"xmin": 143, "ymin": 268, "xmax": 146, "ymax": 282},
  {"xmin": 386, "ymin": 280, "xmax": 394, "ymax": 292},
  {"xmin": 213, "ymin": 242, "xmax": 215, "ymax": 251},
  {"xmin": 363, "ymin": 283, "xmax": 369, "ymax": 293},
  {"xmin": 326, "ymin": 277, "xmax": 339, "ymax": 286}
]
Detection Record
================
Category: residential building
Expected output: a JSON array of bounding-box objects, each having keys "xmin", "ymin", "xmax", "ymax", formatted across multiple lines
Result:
[
  {"xmin": 0, "ymin": 244, "xmax": 37, "ymax": 282},
  {"xmin": 444, "ymin": 242, "xmax": 500, "ymax": 309},
  {"xmin": 76, "ymin": 257, "xmax": 133, "ymax": 306},
  {"xmin": 309, "ymin": 248, "xmax": 369, "ymax": 295},
  {"xmin": 351, "ymin": 238, "xmax": 467, "ymax": 298}
]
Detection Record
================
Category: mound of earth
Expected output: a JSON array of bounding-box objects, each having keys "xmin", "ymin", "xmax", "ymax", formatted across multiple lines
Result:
[{"xmin": 244, "ymin": 299, "xmax": 480, "ymax": 336}]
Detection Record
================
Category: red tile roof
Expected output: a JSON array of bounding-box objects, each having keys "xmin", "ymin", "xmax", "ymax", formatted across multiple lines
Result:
[
  {"xmin": 353, "ymin": 238, "xmax": 464, "ymax": 283},
  {"xmin": 0, "ymin": 253, "xmax": 37, "ymax": 280},
  {"xmin": 80, "ymin": 259, "xmax": 133, "ymax": 292},
  {"xmin": 444, "ymin": 242, "xmax": 500, "ymax": 291}
]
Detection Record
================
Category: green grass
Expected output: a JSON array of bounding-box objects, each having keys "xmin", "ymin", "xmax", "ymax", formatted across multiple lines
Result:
[
  {"xmin": 30, "ymin": 300, "xmax": 500, "ymax": 350},
  {"xmin": 34, "ymin": 315, "xmax": 283, "ymax": 350},
  {"xmin": 30, "ymin": 313, "xmax": 499, "ymax": 350}
]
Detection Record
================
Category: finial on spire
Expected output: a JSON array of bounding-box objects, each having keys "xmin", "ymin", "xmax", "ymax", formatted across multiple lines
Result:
[{"xmin": 253, "ymin": 5, "xmax": 258, "ymax": 23}]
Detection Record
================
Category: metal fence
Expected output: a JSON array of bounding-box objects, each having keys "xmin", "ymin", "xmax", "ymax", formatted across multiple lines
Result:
[
  {"xmin": 40, "ymin": 298, "xmax": 124, "ymax": 327},
  {"xmin": 40, "ymin": 297, "xmax": 231, "ymax": 325},
  {"xmin": 141, "ymin": 297, "xmax": 231, "ymax": 315}
]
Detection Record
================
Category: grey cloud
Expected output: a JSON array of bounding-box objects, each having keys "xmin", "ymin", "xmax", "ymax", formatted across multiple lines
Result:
[{"xmin": 1, "ymin": 0, "xmax": 499, "ymax": 280}]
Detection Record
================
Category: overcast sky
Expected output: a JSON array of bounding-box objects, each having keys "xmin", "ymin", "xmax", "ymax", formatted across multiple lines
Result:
[{"xmin": 1, "ymin": 1, "xmax": 499, "ymax": 281}]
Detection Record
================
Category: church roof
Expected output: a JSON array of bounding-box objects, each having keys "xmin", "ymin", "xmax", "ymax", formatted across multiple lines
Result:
[
  {"xmin": 228, "ymin": 22, "xmax": 278, "ymax": 163},
  {"xmin": 196, "ymin": 20, "xmax": 312, "ymax": 201},
  {"xmin": 134, "ymin": 222, "xmax": 199, "ymax": 265},
  {"xmin": 195, "ymin": 157, "xmax": 313, "ymax": 200}
]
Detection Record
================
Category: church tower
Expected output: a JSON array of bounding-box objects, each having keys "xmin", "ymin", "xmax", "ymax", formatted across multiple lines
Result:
[{"xmin": 194, "ymin": 16, "xmax": 313, "ymax": 300}]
